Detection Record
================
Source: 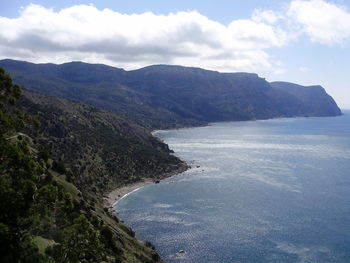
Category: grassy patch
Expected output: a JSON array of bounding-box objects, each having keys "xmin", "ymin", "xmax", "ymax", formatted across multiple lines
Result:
[
  {"xmin": 32, "ymin": 236, "xmax": 56, "ymax": 254},
  {"xmin": 54, "ymin": 174, "xmax": 80, "ymax": 197}
]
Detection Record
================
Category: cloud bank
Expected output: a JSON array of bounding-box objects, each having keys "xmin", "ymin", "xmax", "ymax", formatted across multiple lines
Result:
[
  {"xmin": 289, "ymin": 0, "xmax": 350, "ymax": 45},
  {"xmin": 0, "ymin": 0, "xmax": 349, "ymax": 72}
]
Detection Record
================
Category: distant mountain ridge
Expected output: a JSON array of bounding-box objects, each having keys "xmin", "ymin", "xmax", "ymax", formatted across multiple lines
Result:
[{"xmin": 0, "ymin": 59, "xmax": 341, "ymax": 129}]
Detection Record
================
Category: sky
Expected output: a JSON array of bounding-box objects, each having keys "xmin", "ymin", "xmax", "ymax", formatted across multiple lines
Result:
[{"xmin": 0, "ymin": 0, "xmax": 349, "ymax": 108}]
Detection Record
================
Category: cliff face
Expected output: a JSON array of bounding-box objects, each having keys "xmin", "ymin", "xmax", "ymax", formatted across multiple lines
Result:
[
  {"xmin": 270, "ymin": 81, "xmax": 342, "ymax": 116},
  {"xmin": 0, "ymin": 59, "xmax": 342, "ymax": 129}
]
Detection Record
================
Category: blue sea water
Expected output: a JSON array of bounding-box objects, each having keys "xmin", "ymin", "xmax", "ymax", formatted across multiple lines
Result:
[{"xmin": 115, "ymin": 112, "xmax": 350, "ymax": 263}]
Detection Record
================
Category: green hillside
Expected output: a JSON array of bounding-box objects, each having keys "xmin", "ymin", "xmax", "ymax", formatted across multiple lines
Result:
[
  {"xmin": 0, "ymin": 68, "xmax": 185, "ymax": 262},
  {"xmin": 19, "ymin": 89, "xmax": 184, "ymax": 196}
]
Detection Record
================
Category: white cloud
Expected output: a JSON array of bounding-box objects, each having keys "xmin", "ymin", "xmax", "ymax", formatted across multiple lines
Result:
[
  {"xmin": 0, "ymin": 4, "xmax": 287, "ymax": 73},
  {"xmin": 227, "ymin": 19, "xmax": 288, "ymax": 49},
  {"xmin": 1, "ymin": 1, "xmax": 348, "ymax": 73},
  {"xmin": 252, "ymin": 9, "xmax": 283, "ymax": 24},
  {"xmin": 288, "ymin": 0, "xmax": 350, "ymax": 44}
]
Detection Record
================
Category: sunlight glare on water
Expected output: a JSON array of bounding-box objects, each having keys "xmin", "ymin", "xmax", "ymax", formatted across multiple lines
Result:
[{"xmin": 116, "ymin": 113, "xmax": 350, "ymax": 263}]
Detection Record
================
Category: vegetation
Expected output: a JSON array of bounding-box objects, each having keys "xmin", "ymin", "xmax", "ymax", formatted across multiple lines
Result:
[
  {"xmin": 0, "ymin": 59, "xmax": 341, "ymax": 130},
  {"xmin": 19, "ymin": 88, "xmax": 184, "ymax": 196},
  {"xmin": 0, "ymin": 68, "xmax": 174, "ymax": 262},
  {"xmin": 0, "ymin": 59, "xmax": 341, "ymax": 262}
]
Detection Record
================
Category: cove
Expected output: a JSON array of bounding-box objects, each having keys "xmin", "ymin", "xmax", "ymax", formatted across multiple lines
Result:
[{"xmin": 115, "ymin": 112, "xmax": 350, "ymax": 263}]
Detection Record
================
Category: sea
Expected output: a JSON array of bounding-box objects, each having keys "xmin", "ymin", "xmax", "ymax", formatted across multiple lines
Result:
[{"xmin": 115, "ymin": 111, "xmax": 350, "ymax": 263}]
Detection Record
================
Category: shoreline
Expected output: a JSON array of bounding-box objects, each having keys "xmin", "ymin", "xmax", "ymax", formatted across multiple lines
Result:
[
  {"xmin": 104, "ymin": 180, "xmax": 153, "ymax": 212},
  {"xmin": 104, "ymin": 163, "xmax": 189, "ymax": 212},
  {"xmin": 104, "ymin": 113, "xmax": 345, "ymax": 212}
]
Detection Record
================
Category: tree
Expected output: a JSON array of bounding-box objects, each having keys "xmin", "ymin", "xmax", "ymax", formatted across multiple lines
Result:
[
  {"xmin": 60, "ymin": 215, "xmax": 104, "ymax": 262},
  {"xmin": 0, "ymin": 67, "xmax": 45, "ymax": 262}
]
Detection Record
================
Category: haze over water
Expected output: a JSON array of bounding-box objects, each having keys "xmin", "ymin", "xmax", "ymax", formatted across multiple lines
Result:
[{"xmin": 116, "ymin": 112, "xmax": 350, "ymax": 263}]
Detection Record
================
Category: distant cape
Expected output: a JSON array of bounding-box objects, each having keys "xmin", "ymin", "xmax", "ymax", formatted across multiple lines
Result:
[{"xmin": 0, "ymin": 59, "xmax": 341, "ymax": 129}]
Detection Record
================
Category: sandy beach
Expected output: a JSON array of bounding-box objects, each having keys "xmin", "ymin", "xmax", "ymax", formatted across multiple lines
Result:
[
  {"xmin": 104, "ymin": 180, "xmax": 153, "ymax": 212},
  {"xmin": 104, "ymin": 164, "xmax": 189, "ymax": 212}
]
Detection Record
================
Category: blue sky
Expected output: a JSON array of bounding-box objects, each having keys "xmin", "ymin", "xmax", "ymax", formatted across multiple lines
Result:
[
  {"xmin": 0, "ymin": 1, "xmax": 288, "ymax": 21},
  {"xmin": 0, "ymin": 0, "xmax": 349, "ymax": 108}
]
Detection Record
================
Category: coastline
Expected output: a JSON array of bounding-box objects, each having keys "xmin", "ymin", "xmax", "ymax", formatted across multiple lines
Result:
[
  {"xmin": 104, "ymin": 163, "xmax": 189, "ymax": 212},
  {"xmin": 104, "ymin": 180, "xmax": 153, "ymax": 212},
  {"xmin": 103, "ymin": 112, "xmax": 345, "ymax": 212}
]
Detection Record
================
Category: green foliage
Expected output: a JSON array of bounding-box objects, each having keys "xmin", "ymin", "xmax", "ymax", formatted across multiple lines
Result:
[
  {"xmin": 38, "ymin": 150, "xmax": 49, "ymax": 162},
  {"xmin": 0, "ymin": 70, "xmax": 165, "ymax": 263},
  {"xmin": 118, "ymin": 223, "xmax": 135, "ymax": 237},
  {"xmin": 0, "ymin": 67, "xmax": 49, "ymax": 262},
  {"xmin": 0, "ymin": 67, "xmax": 41, "ymax": 135},
  {"xmin": 60, "ymin": 215, "xmax": 104, "ymax": 262},
  {"xmin": 17, "ymin": 88, "xmax": 184, "ymax": 196},
  {"xmin": 52, "ymin": 160, "xmax": 66, "ymax": 174},
  {"xmin": 32, "ymin": 236, "xmax": 56, "ymax": 255}
]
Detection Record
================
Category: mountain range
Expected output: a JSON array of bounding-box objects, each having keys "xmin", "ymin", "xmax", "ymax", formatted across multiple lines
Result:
[{"xmin": 0, "ymin": 59, "xmax": 341, "ymax": 129}]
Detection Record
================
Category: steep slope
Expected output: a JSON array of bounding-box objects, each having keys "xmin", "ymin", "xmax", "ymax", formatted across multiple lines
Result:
[
  {"xmin": 0, "ymin": 60, "xmax": 203, "ymax": 129},
  {"xmin": 0, "ymin": 59, "xmax": 342, "ymax": 129},
  {"xmin": 19, "ymin": 88, "xmax": 185, "ymax": 195},
  {"xmin": 270, "ymin": 81, "xmax": 342, "ymax": 116},
  {"xmin": 0, "ymin": 67, "xmax": 185, "ymax": 262}
]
